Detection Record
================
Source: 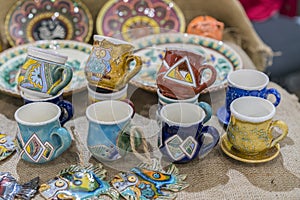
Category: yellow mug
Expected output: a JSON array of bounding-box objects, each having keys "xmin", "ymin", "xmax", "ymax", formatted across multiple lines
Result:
[
  {"xmin": 85, "ymin": 35, "xmax": 142, "ymax": 91},
  {"xmin": 227, "ymin": 96, "xmax": 288, "ymax": 155}
]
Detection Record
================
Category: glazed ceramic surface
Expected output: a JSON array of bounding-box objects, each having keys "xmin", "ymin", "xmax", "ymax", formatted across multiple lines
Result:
[
  {"xmin": 39, "ymin": 165, "xmax": 118, "ymax": 199},
  {"xmin": 86, "ymin": 100, "xmax": 135, "ymax": 162},
  {"xmin": 158, "ymin": 103, "xmax": 219, "ymax": 163},
  {"xmin": 0, "ymin": 134, "xmax": 16, "ymax": 161},
  {"xmin": 156, "ymin": 48, "xmax": 217, "ymax": 99},
  {"xmin": 21, "ymin": 91, "xmax": 73, "ymax": 126},
  {"xmin": 220, "ymin": 134, "xmax": 280, "ymax": 163},
  {"xmin": 85, "ymin": 35, "xmax": 142, "ymax": 91},
  {"xmin": 96, "ymin": 0, "xmax": 185, "ymax": 41},
  {"xmin": 5, "ymin": 0, "xmax": 93, "ymax": 46},
  {"xmin": 131, "ymin": 33, "xmax": 243, "ymax": 93},
  {"xmin": 227, "ymin": 97, "xmax": 288, "ymax": 155},
  {"xmin": 0, "ymin": 40, "xmax": 91, "ymax": 97},
  {"xmin": 88, "ymin": 84, "xmax": 128, "ymax": 105},
  {"xmin": 15, "ymin": 102, "xmax": 72, "ymax": 164},
  {"xmin": 18, "ymin": 47, "xmax": 73, "ymax": 98},
  {"xmin": 111, "ymin": 159, "xmax": 189, "ymax": 199},
  {"xmin": 217, "ymin": 69, "xmax": 281, "ymax": 126}
]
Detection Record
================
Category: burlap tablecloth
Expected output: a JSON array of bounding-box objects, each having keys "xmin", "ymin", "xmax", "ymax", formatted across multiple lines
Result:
[{"xmin": 0, "ymin": 43, "xmax": 299, "ymax": 199}]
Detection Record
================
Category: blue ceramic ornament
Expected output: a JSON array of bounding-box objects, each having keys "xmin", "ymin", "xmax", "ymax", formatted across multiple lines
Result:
[
  {"xmin": 0, "ymin": 172, "xmax": 39, "ymax": 200},
  {"xmin": 0, "ymin": 133, "xmax": 16, "ymax": 161},
  {"xmin": 111, "ymin": 159, "xmax": 189, "ymax": 200},
  {"xmin": 39, "ymin": 164, "xmax": 118, "ymax": 200}
]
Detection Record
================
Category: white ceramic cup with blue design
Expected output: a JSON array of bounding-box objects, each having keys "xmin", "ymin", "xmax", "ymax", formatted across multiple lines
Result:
[
  {"xmin": 15, "ymin": 102, "xmax": 72, "ymax": 164},
  {"xmin": 86, "ymin": 100, "xmax": 135, "ymax": 162}
]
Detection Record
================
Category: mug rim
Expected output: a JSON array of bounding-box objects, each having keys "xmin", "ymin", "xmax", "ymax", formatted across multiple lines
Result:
[
  {"xmin": 160, "ymin": 102, "xmax": 206, "ymax": 127},
  {"xmin": 86, "ymin": 100, "xmax": 133, "ymax": 125},
  {"xmin": 27, "ymin": 46, "xmax": 67, "ymax": 64},
  {"xmin": 15, "ymin": 102, "xmax": 61, "ymax": 126},
  {"xmin": 230, "ymin": 96, "xmax": 275, "ymax": 123},
  {"xmin": 93, "ymin": 35, "xmax": 132, "ymax": 45},
  {"xmin": 88, "ymin": 84, "xmax": 128, "ymax": 100},
  {"xmin": 165, "ymin": 46, "xmax": 207, "ymax": 57},
  {"xmin": 20, "ymin": 90, "xmax": 63, "ymax": 101},
  {"xmin": 157, "ymin": 89, "xmax": 200, "ymax": 103},
  {"xmin": 228, "ymin": 69, "xmax": 269, "ymax": 90}
]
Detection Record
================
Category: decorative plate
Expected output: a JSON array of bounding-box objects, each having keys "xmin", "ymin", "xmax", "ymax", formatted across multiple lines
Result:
[
  {"xmin": 0, "ymin": 40, "xmax": 91, "ymax": 97},
  {"xmin": 130, "ymin": 33, "xmax": 243, "ymax": 93},
  {"xmin": 5, "ymin": 0, "xmax": 93, "ymax": 46},
  {"xmin": 96, "ymin": 0, "xmax": 186, "ymax": 41}
]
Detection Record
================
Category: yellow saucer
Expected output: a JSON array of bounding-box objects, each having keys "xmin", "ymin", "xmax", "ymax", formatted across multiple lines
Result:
[{"xmin": 220, "ymin": 133, "xmax": 280, "ymax": 163}]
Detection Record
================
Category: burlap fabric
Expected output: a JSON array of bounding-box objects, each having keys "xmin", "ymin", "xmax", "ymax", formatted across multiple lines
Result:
[
  {"xmin": 0, "ymin": 42, "xmax": 299, "ymax": 199},
  {"xmin": 0, "ymin": 0, "xmax": 272, "ymax": 71},
  {"xmin": 0, "ymin": 81, "xmax": 300, "ymax": 199}
]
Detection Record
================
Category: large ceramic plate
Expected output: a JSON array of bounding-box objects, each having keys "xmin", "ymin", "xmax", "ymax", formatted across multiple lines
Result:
[
  {"xmin": 0, "ymin": 40, "xmax": 91, "ymax": 97},
  {"xmin": 5, "ymin": 0, "xmax": 93, "ymax": 46},
  {"xmin": 131, "ymin": 33, "xmax": 243, "ymax": 93},
  {"xmin": 96, "ymin": 0, "xmax": 186, "ymax": 41}
]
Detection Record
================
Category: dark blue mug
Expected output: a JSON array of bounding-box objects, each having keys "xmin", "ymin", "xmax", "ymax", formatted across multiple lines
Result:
[
  {"xmin": 21, "ymin": 91, "xmax": 73, "ymax": 126},
  {"xmin": 158, "ymin": 103, "xmax": 220, "ymax": 163},
  {"xmin": 217, "ymin": 69, "xmax": 281, "ymax": 125}
]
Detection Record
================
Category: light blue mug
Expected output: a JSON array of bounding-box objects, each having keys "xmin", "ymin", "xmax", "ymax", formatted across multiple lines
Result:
[
  {"xmin": 15, "ymin": 102, "xmax": 72, "ymax": 164},
  {"xmin": 86, "ymin": 100, "xmax": 135, "ymax": 162}
]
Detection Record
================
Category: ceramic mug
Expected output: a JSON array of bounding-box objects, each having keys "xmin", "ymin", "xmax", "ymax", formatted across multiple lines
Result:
[
  {"xmin": 18, "ymin": 47, "xmax": 73, "ymax": 99},
  {"xmin": 156, "ymin": 89, "xmax": 212, "ymax": 126},
  {"xmin": 159, "ymin": 103, "xmax": 220, "ymax": 163},
  {"xmin": 156, "ymin": 47, "xmax": 217, "ymax": 100},
  {"xmin": 20, "ymin": 91, "xmax": 74, "ymax": 126},
  {"xmin": 227, "ymin": 96, "xmax": 288, "ymax": 155},
  {"xmin": 86, "ymin": 100, "xmax": 143, "ymax": 162},
  {"xmin": 218, "ymin": 69, "xmax": 281, "ymax": 125},
  {"xmin": 85, "ymin": 35, "xmax": 142, "ymax": 91},
  {"xmin": 15, "ymin": 102, "xmax": 72, "ymax": 164},
  {"xmin": 87, "ymin": 84, "xmax": 128, "ymax": 105}
]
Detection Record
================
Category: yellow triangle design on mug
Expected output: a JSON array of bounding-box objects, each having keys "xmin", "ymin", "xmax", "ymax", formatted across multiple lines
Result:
[{"xmin": 163, "ymin": 57, "xmax": 196, "ymax": 87}]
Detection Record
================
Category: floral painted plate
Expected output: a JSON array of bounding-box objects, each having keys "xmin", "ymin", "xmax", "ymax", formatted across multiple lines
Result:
[
  {"xmin": 5, "ymin": 0, "xmax": 93, "ymax": 46},
  {"xmin": 131, "ymin": 33, "xmax": 243, "ymax": 93},
  {"xmin": 0, "ymin": 40, "xmax": 91, "ymax": 97},
  {"xmin": 96, "ymin": 0, "xmax": 186, "ymax": 41}
]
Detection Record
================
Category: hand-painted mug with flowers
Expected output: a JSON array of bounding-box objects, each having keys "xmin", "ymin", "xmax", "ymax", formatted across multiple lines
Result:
[{"xmin": 18, "ymin": 47, "xmax": 73, "ymax": 99}]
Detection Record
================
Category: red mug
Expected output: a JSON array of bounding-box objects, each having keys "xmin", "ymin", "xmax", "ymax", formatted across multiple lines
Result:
[{"xmin": 156, "ymin": 48, "xmax": 217, "ymax": 99}]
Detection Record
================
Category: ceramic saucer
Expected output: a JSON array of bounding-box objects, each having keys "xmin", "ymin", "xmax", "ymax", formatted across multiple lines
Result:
[
  {"xmin": 0, "ymin": 134, "xmax": 16, "ymax": 161},
  {"xmin": 220, "ymin": 134, "xmax": 280, "ymax": 163},
  {"xmin": 216, "ymin": 105, "xmax": 230, "ymax": 126}
]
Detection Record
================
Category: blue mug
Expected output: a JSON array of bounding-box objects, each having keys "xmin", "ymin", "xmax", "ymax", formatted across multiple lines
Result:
[
  {"xmin": 21, "ymin": 90, "xmax": 73, "ymax": 126},
  {"xmin": 15, "ymin": 102, "xmax": 72, "ymax": 164},
  {"xmin": 86, "ymin": 100, "xmax": 135, "ymax": 162},
  {"xmin": 158, "ymin": 102, "xmax": 220, "ymax": 163},
  {"xmin": 217, "ymin": 69, "xmax": 281, "ymax": 125}
]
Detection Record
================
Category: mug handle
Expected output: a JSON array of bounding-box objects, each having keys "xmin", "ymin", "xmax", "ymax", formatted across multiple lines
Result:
[
  {"xmin": 57, "ymin": 100, "xmax": 74, "ymax": 126},
  {"xmin": 50, "ymin": 127, "xmax": 72, "ymax": 158},
  {"xmin": 198, "ymin": 101, "xmax": 212, "ymax": 123},
  {"xmin": 198, "ymin": 126, "xmax": 220, "ymax": 157},
  {"xmin": 122, "ymin": 55, "xmax": 142, "ymax": 86},
  {"xmin": 269, "ymin": 120, "xmax": 288, "ymax": 147},
  {"xmin": 121, "ymin": 99, "xmax": 135, "ymax": 118},
  {"xmin": 265, "ymin": 88, "xmax": 281, "ymax": 107},
  {"xmin": 50, "ymin": 65, "xmax": 73, "ymax": 95},
  {"xmin": 195, "ymin": 64, "xmax": 217, "ymax": 94}
]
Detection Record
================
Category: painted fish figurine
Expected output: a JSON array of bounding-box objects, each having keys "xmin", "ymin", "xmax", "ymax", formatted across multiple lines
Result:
[
  {"xmin": 0, "ymin": 133, "xmax": 16, "ymax": 161},
  {"xmin": 39, "ymin": 164, "xmax": 119, "ymax": 200},
  {"xmin": 0, "ymin": 172, "xmax": 39, "ymax": 200},
  {"xmin": 111, "ymin": 159, "xmax": 189, "ymax": 200}
]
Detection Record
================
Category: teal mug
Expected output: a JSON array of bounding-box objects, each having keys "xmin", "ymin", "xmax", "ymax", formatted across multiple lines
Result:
[{"xmin": 15, "ymin": 102, "xmax": 72, "ymax": 164}]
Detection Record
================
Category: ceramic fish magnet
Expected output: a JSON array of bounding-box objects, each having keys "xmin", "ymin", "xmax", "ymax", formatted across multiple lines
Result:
[
  {"xmin": 0, "ymin": 133, "xmax": 17, "ymax": 161},
  {"xmin": 39, "ymin": 164, "xmax": 119, "ymax": 200},
  {"xmin": 0, "ymin": 172, "xmax": 39, "ymax": 200},
  {"xmin": 111, "ymin": 159, "xmax": 189, "ymax": 200}
]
